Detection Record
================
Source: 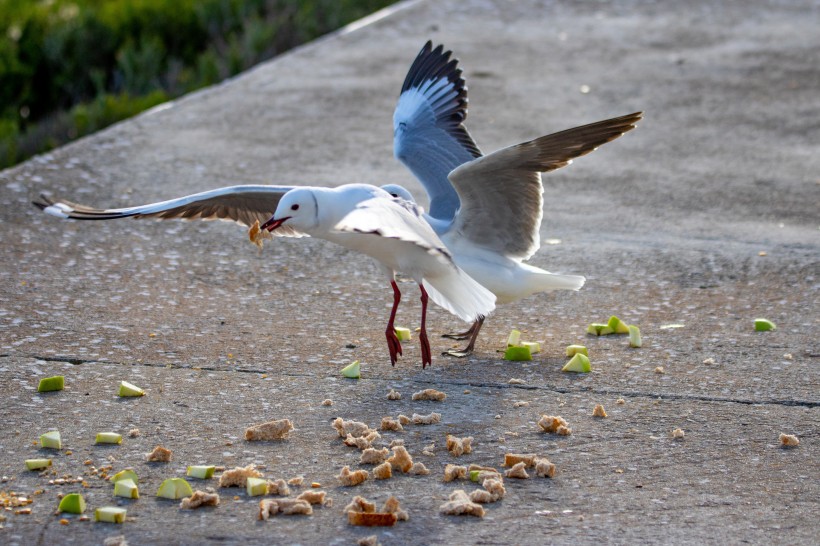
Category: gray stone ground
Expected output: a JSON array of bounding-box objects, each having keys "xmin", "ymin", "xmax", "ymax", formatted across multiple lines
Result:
[{"xmin": 1, "ymin": 0, "xmax": 818, "ymax": 544}]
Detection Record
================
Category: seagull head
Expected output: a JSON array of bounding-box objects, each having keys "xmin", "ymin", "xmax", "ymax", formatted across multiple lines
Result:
[
  {"xmin": 380, "ymin": 184, "xmax": 416, "ymax": 203},
  {"xmin": 261, "ymin": 188, "xmax": 319, "ymax": 233}
]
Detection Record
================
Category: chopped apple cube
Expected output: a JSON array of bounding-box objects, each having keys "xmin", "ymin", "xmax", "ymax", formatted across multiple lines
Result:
[
  {"xmin": 521, "ymin": 341, "xmax": 540, "ymax": 354},
  {"xmin": 110, "ymin": 469, "xmax": 138, "ymax": 484},
  {"xmin": 37, "ymin": 376, "xmax": 64, "ymax": 392},
  {"xmin": 587, "ymin": 323, "xmax": 614, "ymax": 336},
  {"xmin": 58, "ymin": 493, "xmax": 86, "ymax": 514},
  {"xmin": 341, "ymin": 360, "xmax": 360, "ymax": 379},
  {"xmin": 754, "ymin": 318, "xmax": 776, "ymax": 331},
  {"xmin": 394, "ymin": 327, "xmax": 412, "ymax": 341},
  {"xmin": 503, "ymin": 345, "xmax": 532, "ymax": 361},
  {"xmin": 246, "ymin": 477, "xmax": 268, "ymax": 496},
  {"xmin": 469, "ymin": 470, "xmax": 480, "ymax": 482},
  {"xmin": 565, "ymin": 345, "xmax": 588, "ymax": 357},
  {"xmin": 156, "ymin": 478, "xmax": 193, "ymax": 500},
  {"xmin": 95, "ymin": 432, "xmax": 123, "ymax": 445},
  {"xmin": 562, "ymin": 353, "xmax": 591, "ymax": 373},
  {"xmin": 118, "ymin": 381, "xmax": 145, "ymax": 397},
  {"xmin": 113, "ymin": 478, "xmax": 139, "ymax": 499},
  {"xmin": 94, "ymin": 506, "xmax": 127, "ymax": 523},
  {"xmin": 25, "ymin": 458, "xmax": 52, "ymax": 471},
  {"xmin": 607, "ymin": 316, "xmax": 630, "ymax": 334},
  {"xmin": 40, "ymin": 430, "xmax": 61, "ymax": 450},
  {"xmin": 506, "ymin": 329, "xmax": 522, "ymax": 347},
  {"xmin": 628, "ymin": 325, "xmax": 642, "ymax": 347},
  {"xmin": 187, "ymin": 465, "xmax": 216, "ymax": 479}
]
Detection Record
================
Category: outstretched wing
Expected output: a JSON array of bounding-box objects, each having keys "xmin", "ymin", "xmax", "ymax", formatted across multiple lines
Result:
[
  {"xmin": 447, "ymin": 112, "xmax": 643, "ymax": 261},
  {"xmin": 33, "ymin": 185, "xmax": 305, "ymax": 237},
  {"xmin": 393, "ymin": 41, "xmax": 482, "ymax": 221}
]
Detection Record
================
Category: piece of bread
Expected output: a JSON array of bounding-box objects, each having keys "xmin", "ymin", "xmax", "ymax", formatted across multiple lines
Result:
[
  {"xmin": 244, "ymin": 419, "xmax": 293, "ymax": 441},
  {"xmin": 408, "ymin": 462, "xmax": 430, "ymax": 475},
  {"xmin": 373, "ymin": 462, "xmax": 393, "ymax": 480},
  {"xmin": 266, "ymin": 478, "xmax": 290, "ymax": 496},
  {"xmin": 504, "ymin": 453, "xmax": 537, "ymax": 468},
  {"xmin": 398, "ymin": 415, "xmax": 411, "ymax": 426},
  {"xmin": 218, "ymin": 464, "xmax": 262, "ymax": 487},
  {"xmin": 360, "ymin": 447, "xmax": 389, "ymax": 465},
  {"xmin": 538, "ymin": 415, "xmax": 568, "ymax": 434},
  {"xmin": 504, "ymin": 462, "xmax": 530, "ymax": 479},
  {"xmin": 411, "ymin": 389, "xmax": 447, "ymax": 401},
  {"xmin": 482, "ymin": 478, "xmax": 506, "ymax": 501},
  {"xmin": 446, "ymin": 435, "xmax": 473, "ymax": 457},
  {"xmin": 780, "ymin": 433, "xmax": 799, "ymax": 447},
  {"xmin": 343, "ymin": 495, "xmax": 375, "ymax": 514},
  {"xmin": 412, "ymin": 412, "xmax": 441, "ymax": 425},
  {"xmin": 380, "ymin": 417, "xmax": 403, "ymax": 432},
  {"xmin": 535, "ymin": 458, "xmax": 556, "ymax": 478},
  {"xmin": 248, "ymin": 219, "xmax": 272, "ymax": 249},
  {"xmin": 387, "ymin": 446, "xmax": 414, "ymax": 473},
  {"xmin": 386, "ymin": 389, "xmax": 402, "ymax": 400},
  {"xmin": 592, "ymin": 404, "xmax": 608, "ymax": 418},
  {"xmin": 333, "ymin": 418, "xmax": 376, "ymax": 438},
  {"xmin": 439, "ymin": 490, "xmax": 485, "ymax": 517},
  {"xmin": 347, "ymin": 511, "xmax": 398, "ymax": 527},
  {"xmin": 443, "ymin": 464, "xmax": 467, "ymax": 482},
  {"xmin": 381, "ymin": 496, "xmax": 408, "ymax": 521},
  {"xmin": 337, "ymin": 466, "xmax": 369, "ymax": 486},
  {"xmin": 180, "ymin": 490, "xmax": 220, "ymax": 509},
  {"xmin": 296, "ymin": 490, "xmax": 331, "ymax": 506},
  {"xmin": 145, "ymin": 445, "xmax": 172, "ymax": 462}
]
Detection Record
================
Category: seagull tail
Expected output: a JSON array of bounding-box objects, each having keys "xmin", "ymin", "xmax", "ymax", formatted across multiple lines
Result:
[
  {"xmin": 533, "ymin": 272, "xmax": 586, "ymax": 292},
  {"xmin": 422, "ymin": 268, "xmax": 496, "ymax": 323}
]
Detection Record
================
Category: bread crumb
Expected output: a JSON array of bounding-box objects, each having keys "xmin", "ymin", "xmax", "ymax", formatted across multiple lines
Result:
[
  {"xmin": 592, "ymin": 404, "xmax": 608, "ymax": 418},
  {"xmin": 180, "ymin": 490, "xmax": 220, "ymax": 509},
  {"xmin": 266, "ymin": 479, "xmax": 290, "ymax": 496},
  {"xmin": 513, "ymin": 401, "xmax": 530, "ymax": 408},
  {"xmin": 411, "ymin": 389, "xmax": 446, "ymax": 401},
  {"xmin": 702, "ymin": 358, "xmax": 715, "ymax": 365},
  {"xmin": 538, "ymin": 415, "xmax": 568, "ymax": 433},
  {"xmin": 616, "ymin": 398, "xmax": 625, "ymax": 405},
  {"xmin": 373, "ymin": 461, "xmax": 393, "ymax": 480},
  {"xmin": 287, "ymin": 476, "xmax": 304, "ymax": 487},
  {"xmin": 783, "ymin": 353, "xmax": 793, "ymax": 360},
  {"xmin": 508, "ymin": 378, "xmax": 526, "ymax": 385},
  {"xmin": 408, "ymin": 462, "xmax": 430, "ymax": 475},
  {"xmin": 446, "ymin": 435, "xmax": 473, "ymax": 457},
  {"xmin": 388, "ymin": 439, "xmax": 405, "ymax": 448},
  {"xmin": 218, "ymin": 464, "xmax": 262, "ymax": 488},
  {"xmin": 145, "ymin": 445, "xmax": 172, "ymax": 462},
  {"xmin": 245, "ymin": 419, "xmax": 293, "ymax": 441},
  {"xmin": 482, "ymin": 478, "xmax": 506, "ymax": 500},
  {"xmin": 411, "ymin": 412, "xmax": 441, "ymax": 425},
  {"xmin": 398, "ymin": 415, "xmax": 411, "ymax": 426},
  {"xmin": 654, "ymin": 366, "xmax": 665, "ymax": 374},
  {"xmin": 504, "ymin": 461, "xmax": 530, "ymax": 479},
  {"xmin": 556, "ymin": 425, "xmax": 572, "ymax": 436},
  {"xmin": 127, "ymin": 429, "xmax": 140, "ymax": 438},
  {"xmin": 439, "ymin": 490, "xmax": 485, "ymax": 517},
  {"xmin": 348, "ymin": 511, "xmax": 398, "ymax": 527},
  {"xmin": 311, "ymin": 482, "xmax": 321, "ymax": 488},
  {"xmin": 463, "ymin": 389, "xmax": 471, "ymax": 394},
  {"xmin": 344, "ymin": 496, "xmax": 401, "ymax": 526},
  {"xmin": 535, "ymin": 458, "xmax": 556, "ymax": 478},
  {"xmin": 422, "ymin": 442, "xmax": 435, "ymax": 456},
  {"xmin": 332, "ymin": 417, "xmax": 376, "ymax": 439},
  {"xmin": 343, "ymin": 431, "xmax": 381, "ymax": 450},
  {"xmin": 296, "ymin": 490, "xmax": 330, "ymax": 506},
  {"xmin": 387, "ymin": 389, "xmax": 402, "ymax": 400},
  {"xmin": 358, "ymin": 536, "xmax": 380, "ymax": 546},
  {"xmin": 380, "ymin": 417, "xmax": 403, "ymax": 432},
  {"xmin": 321, "ymin": 399, "xmax": 333, "ymax": 406},
  {"xmin": 779, "ymin": 433, "xmax": 799, "ymax": 447},
  {"xmin": 103, "ymin": 536, "xmax": 128, "ymax": 546},
  {"xmin": 443, "ymin": 464, "xmax": 467, "ymax": 482},
  {"xmin": 504, "ymin": 453, "xmax": 536, "ymax": 467},
  {"xmin": 387, "ymin": 445, "xmax": 414, "ymax": 473},
  {"xmin": 671, "ymin": 428, "xmax": 685, "ymax": 439},
  {"xmin": 360, "ymin": 447, "xmax": 389, "ymax": 465},
  {"xmin": 258, "ymin": 498, "xmax": 312, "ymax": 519},
  {"xmin": 382, "ymin": 496, "xmax": 409, "ymax": 521},
  {"xmin": 337, "ymin": 466, "xmax": 369, "ymax": 486},
  {"xmin": 344, "ymin": 495, "xmax": 376, "ymax": 514},
  {"xmin": 248, "ymin": 219, "xmax": 272, "ymax": 249},
  {"xmin": 469, "ymin": 489, "xmax": 493, "ymax": 503}
]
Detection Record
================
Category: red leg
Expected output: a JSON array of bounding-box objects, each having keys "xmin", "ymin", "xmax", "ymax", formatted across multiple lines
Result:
[
  {"xmin": 443, "ymin": 316, "xmax": 485, "ymax": 358},
  {"xmin": 418, "ymin": 284, "xmax": 432, "ymax": 368},
  {"xmin": 385, "ymin": 280, "xmax": 403, "ymax": 366}
]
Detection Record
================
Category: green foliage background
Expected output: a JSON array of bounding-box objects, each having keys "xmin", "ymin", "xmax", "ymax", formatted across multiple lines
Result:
[{"xmin": 0, "ymin": 0, "xmax": 395, "ymax": 169}]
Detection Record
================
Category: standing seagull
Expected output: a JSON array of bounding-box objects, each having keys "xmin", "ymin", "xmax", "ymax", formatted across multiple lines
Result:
[
  {"xmin": 34, "ymin": 184, "xmax": 495, "ymax": 368},
  {"xmin": 391, "ymin": 42, "xmax": 642, "ymax": 355}
]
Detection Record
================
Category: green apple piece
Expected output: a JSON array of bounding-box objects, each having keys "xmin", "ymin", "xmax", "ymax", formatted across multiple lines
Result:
[
  {"xmin": 40, "ymin": 430, "xmax": 61, "ymax": 450},
  {"xmin": 562, "ymin": 353, "xmax": 591, "ymax": 373},
  {"xmin": 156, "ymin": 477, "xmax": 193, "ymax": 500},
  {"xmin": 110, "ymin": 469, "xmax": 139, "ymax": 484},
  {"xmin": 754, "ymin": 318, "xmax": 776, "ymax": 332},
  {"xmin": 95, "ymin": 432, "xmax": 123, "ymax": 445},
  {"xmin": 37, "ymin": 376, "xmax": 64, "ymax": 392},
  {"xmin": 469, "ymin": 470, "xmax": 481, "ymax": 482},
  {"xmin": 25, "ymin": 458, "xmax": 52, "ymax": 471},
  {"xmin": 394, "ymin": 327, "xmax": 412, "ymax": 341},
  {"xmin": 118, "ymin": 381, "xmax": 145, "ymax": 397},
  {"xmin": 521, "ymin": 341, "xmax": 541, "ymax": 354},
  {"xmin": 58, "ymin": 493, "xmax": 86, "ymax": 514},
  {"xmin": 341, "ymin": 360, "xmax": 360, "ymax": 379},
  {"xmin": 113, "ymin": 478, "xmax": 139, "ymax": 499},
  {"xmin": 587, "ymin": 323, "xmax": 612, "ymax": 336},
  {"xmin": 506, "ymin": 329, "xmax": 522, "ymax": 347},
  {"xmin": 95, "ymin": 506, "xmax": 127, "ymax": 523},
  {"xmin": 606, "ymin": 316, "xmax": 630, "ymax": 334},
  {"xmin": 187, "ymin": 465, "xmax": 216, "ymax": 479},
  {"xmin": 565, "ymin": 345, "xmax": 588, "ymax": 357},
  {"xmin": 246, "ymin": 477, "xmax": 268, "ymax": 497},
  {"xmin": 503, "ymin": 345, "xmax": 532, "ymax": 361},
  {"xmin": 628, "ymin": 325, "xmax": 642, "ymax": 348}
]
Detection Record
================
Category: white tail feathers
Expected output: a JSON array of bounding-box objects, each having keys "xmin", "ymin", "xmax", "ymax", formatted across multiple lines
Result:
[
  {"xmin": 423, "ymin": 268, "xmax": 496, "ymax": 323},
  {"xmin": 535, "ymin": 272, "xmax": 586, "ymax": 292}
]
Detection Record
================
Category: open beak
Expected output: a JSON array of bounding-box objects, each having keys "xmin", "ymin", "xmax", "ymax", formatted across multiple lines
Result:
[{"xmin": 260, "ymin": 216, "xmax": 290, "ymax": 232}]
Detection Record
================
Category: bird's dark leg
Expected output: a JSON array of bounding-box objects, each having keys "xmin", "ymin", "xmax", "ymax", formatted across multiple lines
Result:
[
  {"xmin": 442, "ymin": 320, "xmax": 478, "ymax": 340},
  {"xmin": 418, "ymin": 284, "xmax": 432, "ymax": 368},
  {"xmin": 443, "ymin": 315, "xmax": 485, "ymax": 358},
  {"xmin": 385, "ymin": 280, "xmax": 403, "ymax": 366}
]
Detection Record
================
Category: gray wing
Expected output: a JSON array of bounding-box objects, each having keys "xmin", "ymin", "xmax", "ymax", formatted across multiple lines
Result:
[
  {"xmin": 393, "ymin": 42, "xmax": 482, "ymax": 221},
  {"xmin": 32, "ymin": 185, "xmax": 304, "ymax": 237},
  {"xmin": 448, "ymin": 112, "xmax": 643, "ymax": 260}
]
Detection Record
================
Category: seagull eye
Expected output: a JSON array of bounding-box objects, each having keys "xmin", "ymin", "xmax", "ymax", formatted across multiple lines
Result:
[
  {"xmin": 290, "ymin": 204, "xmax": 299, "ymax": 211},
  {"xmin": 390, "ymin": 193, "xmax": 399, "ymax": 198}
]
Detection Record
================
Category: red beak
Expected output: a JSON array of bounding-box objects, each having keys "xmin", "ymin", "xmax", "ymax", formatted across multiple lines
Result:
[{"xmin": 261, "ymin": 216, "xmax": 290, "ymax": 232}]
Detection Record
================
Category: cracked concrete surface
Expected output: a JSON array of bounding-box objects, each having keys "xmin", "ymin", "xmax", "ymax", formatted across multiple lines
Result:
[{"xmin": 1, "ymin": 0, "xmax": 818, "ymax": 544}]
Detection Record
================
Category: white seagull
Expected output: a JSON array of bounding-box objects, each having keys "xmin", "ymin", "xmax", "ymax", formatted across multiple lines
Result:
[
  {"xmin": 34, "ymin": 184, "xmax": 495, "ymax": 368},
  {"xmin": 390, "ymin": 42, "xmax": 642, "ymax": 355}
]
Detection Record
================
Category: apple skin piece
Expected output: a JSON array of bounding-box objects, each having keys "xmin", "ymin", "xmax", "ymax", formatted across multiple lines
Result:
[
  {"xmin": 521, "ymin": 341, "xmax": 541, "ymax": 354},
  {"xmin": 37, "ymin": 376, "xmax": 65, "ymax": 392},
  {"xmin": 187, "ymin": 465, "xmax": 216, "ymax": 479},
  {"xmin": 607, "ymin": 316, "xmax": 631, "ymax": 334},
  {"xmin": 628, "ymin": 325, "xmax": 642, "ymax": 348},
  {"xmin": 394, "ymin": 327, "xmax": 412, "ymax": 341},
  {"xmin": 95, "ymin": 506, "xmax": 127, "ymax": 523},
  {"xmin": 503, "ymin": 345, "xmax": 532, "ymax": 361},
  {"xmin": 469, "ymin": 470, "xmax": 480, "ymax": 482},
  {"xmin": 25, "ymin": 458, "xmax": 52, "ymax": 471},
  {"xmin": 95, "ymin": 432, "xmax": 123, "ymax": 445},
  {"xmin": 341, "ymin": 360, "xmax": 360, "ymax": 379},
  {"xmin": 565, "ymin": 345, "xmax": 588, "ymax": 357},
  {"xmin": 562, "ymin": 353, "xmax": 591, "ymax": 373},
  {"xmin": 156, "ymin": 478, "xmax": 193, "ymax": 500},
  {"xmin": 113, "ymin": 478, "xmax": 139, "ymax": 499},
  {"xmin": 58, "ymin": 493, "xmax": 86, "ymax": 514},
  {"xmin": 118, "ymin": 381, "xmax": 145, "ymax": 397},
  {"xmin": 587, "ymin": 323, "xmax": 614, "ymax": 336},
  {"xmin": 506, "ymin": 329, "xmax": 522, "ymax": 347},
  {"xmin": 40, "ymin": 430, "xmax": 61, "ymax": 450},
  {"xmin": 246, "ymin": 477, "xmax": 268, "ymax": 496},
  {"xmin": 111, "ymin": 469, "xmax": 139, "ymax": 484},
  {"xmin": 754, "ymin": 318, "xmax": 776, "ymax": 332}
]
